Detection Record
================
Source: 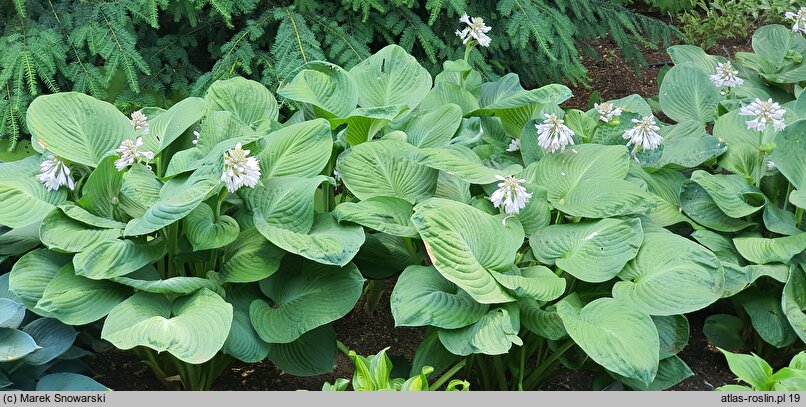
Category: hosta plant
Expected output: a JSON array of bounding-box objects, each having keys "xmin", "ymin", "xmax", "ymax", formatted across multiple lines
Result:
[
  {"xmin": 0, "ymin": 273, "xmax": 108, "ymax": 391},
  {"xmin": 1, "ymin": 77, "xmax": 369, "ymax": 390},
  {"xmin": 321, "ymin": 347, "xmax": 470, "ymax": 391}
]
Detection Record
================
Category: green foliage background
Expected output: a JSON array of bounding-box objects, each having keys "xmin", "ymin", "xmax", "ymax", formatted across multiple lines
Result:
[{"xmin": 0, "ymin": 0, "xmax": 678, "ymax": 147}]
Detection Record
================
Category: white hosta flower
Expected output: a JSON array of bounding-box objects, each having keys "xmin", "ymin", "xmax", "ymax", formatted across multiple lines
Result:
[
  {"xmin": 623, "ymin": 116, "xmax": 663, "ymax": 155},
  {"xmin": 709, "ymin": 62, "xmax": 744, "ymax": 88},
  {"xmin": 740, "ymin": 98, "xmax": 786, "ymax": 132},
  {"xmin": 37, "ymin": 155, "xmax": 75, "ymax": 191},
  {"xmin": 594, "ymin": 102, "xmax": 622, "ymax": 123},
  {"xmin": 786, "ymin": 7, "xmax": 806, "ymax": 34},
  {"xmin": 536, "ymin": 113, "xmax": 575, "ymax": 153},
  {"xmin": 129, "ymin": 110, "xmax": 149, "ymax": 135},
  {"xmin": 222, "ymin": 142, "xmax": 261, "ymax": 193},
  {"xmin": 456, "ymin": 13, "xmax": 492, "ymax": 47},
  {"xmin": 490, "ymin": 175, "xmax": 532, "ymax": 216},
  {"xmin": 192, "ymin": 130, "xmax": 201, "ymax": 145},
  {"xmin": 333, "ymin": 168, "xmax": 341, "ymax": 182},
  {"xmin": 506, "ymin": 138, "xmax": 520, "ymax": 152},
  {"xmin": 115, "ymin": 137, "xmax": 155, "ymax": 171},
  {"xmin": 767, "ymin": 159, "xmax": 777, "ymax": 171}
]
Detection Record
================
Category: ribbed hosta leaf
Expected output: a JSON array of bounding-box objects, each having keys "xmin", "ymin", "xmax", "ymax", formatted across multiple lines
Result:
[
  {"xmin": 771, "ymin": 120, "xmax": 806, "ymax": 209},
  {"xmin": 349, "ymin": 45, "xmax": 432, "ymax": 109},
  {"xmin": 614, "ymin": 231, "xmax": 724, "ymax": 316},
  {"xmin": 680, "ymin": 181, "xmax": 755, "ymax": 232},
  {"xmin": 73, "ymin": 238, "xmax": 167, "ymax": 280},
  {"xmin": 36, "ymin": 373, "xmax": 109, "ymax": 391},
  {"xmin": 628, "ymin": 166, "xmax": 691, "ymax": 227},
  {"xmin": 278, "ymin": 62, "xmax": 358, "ymax": 118},
  {"xmin": 58, "ymin": 203, "xmax": 126, "ymax": 229},
  {"xmin": 220, "ymin": 228, "xmax": 284, "ymax": 283},
  {"xmin": 667, "ymin": 45, "xmax": 723, "ymax": 73},
  {"xmin": 0, "ymin": 156, "xmax": 66, "ymax": 228},
  {"xmin": 414, "ymin": 145, "xmax": 522, "ymax": 184},
  {"xmin": 0, "ymin": 222, "xmax": 41, "ymax": 257},
  {"xmin": 733, "ymin": 233, "xmax": 806, "ymax": 264},
  {"xmin": 194, "ymin": 111, "xmax": 256, "ymax": 152},
  {"xmin": 763, "ymin": 204, "xmax": 802, "ymax": 236},
  {"xmin": 102, "ymin": 289, "xmax": 233, "ymax": 364},
  {"xmin": 26, "ymin": 92, "xmax": 133, "ymax": 166},
  {"xmin": 76, "ymin": 156, "xmax": 124, "ymax": 220},
  {"xmin": 111, "ymin": 268, "xmax": 218, "ymax": 295},
  {"xmin": 124, "ymin": 165, "xmax": 221, "ymax": 236},
  {"xmin": 332, "ymin": 105, "xmax": 406, "ymax": 146},
  {"xmin": 205, "ymin": 77, "xmax": 279, "ymax": 128},
  {"xmin": 419, "ymin": 82, "xmax": 480, "ymax": 115},
  {"xmin": 242, "ymin": 176, "xmax": 329, "ymax": 234},
  {"xmin": 520, "ymin": 300, "xmax": 567, "ymax": 340},
  {"xmin": 222, "ymin": 285, "xmax": 271, "ymax": 363},
  {"xmin": 0, "ymin": 328, "xmax": 38, "ymax": 361},
  {"xmin": 659, "ymin": 65, "xmax": 720, "ymax": 124},
  {"xmin": 782, "ymin": 265, "xmax": 806, "ymax": 344},
  {"xmin": 8, "ymin": 249, "xmax": 71, "ymax": 315},
  {"xmin": 337, "ymin": 139, "xmax": 437, "ymax": 204},
  {"xmin": 530, "ymin": 218, "xmax": 644, "ymax": 283},
  {"xmin": 257, "ymin": 119, "xmax": 332, "ymax": 178},
  {"xmin": 184, "ymin": 203, "xmax": 239, "ymax": 251},
  {"xmin": 438, "ymin": 304, "xmax": 523, "ymax": 356},
  {"xmin": 119, "ymin": 163, "xmax": 162, "ymax": 219},
  {"xmin": 535, "ymin": 144, "xmax": 631, "ymax": 205},
  {"xmin": 557, "ymin": 298, "xmax": 659, "ymax": 387},
  {"xmin": 690, "ymin": 171, "xmax": 765, "ymax": 218},
  {"xmin": 515, "ymin": 184, "xmax": 551, "ymax": 234},
  {"xmin": 551, "ymin": 177, "xmax": 656, "ymax": 218},
  {"xmin": 638, "ymin": 121, "xmax": 727, "ymax": 170},
  {"xmin": 653, "ymin": 315, "xmax": 689, "ymax": 359},
  {"xmin": 36, "ymin": 264, "xmax": 130, "ymax": 325},
  {"xmin": 141, "ymin": 97, "xmax": 206, "ymax": 153},
  {"xmin": 267, "ymin": 324, "xmax": 337, "ymax": 376},
  {"xmin": 332, "ymin": 197, "xmax": 418, "ymax": 238},
  {"xmin": 490, "ymin": 265, "xmax": 566, "ymax": 301},
  {"xmin": 351, "ymin": 233, "xmax": 419, "ymax": 280},
  {"xmin": 40, "ymin": 209, "xmax": 122, "ymax": 252},
  {"xmin": 399, "ymin": 104, "xmax": 463, "ymax": 148},
  {"xmin": 390, "ymin": 265, "xmax": 488, "ymax": 329},
  {"xmin": 0, "ymin": 298, "xmax": 24, "ymax": 329},
  {"xmin": 254, "ymin": 212, "xmax": 364, "ymax": 267},
  {"xmin": 21, "ymin": 318, "xmax": 77, "ymax": 366},
  {"xmin": 411, "ymin": 198, "xmax": 523, "ymax": 304},
  {"xmin": 713, "ymin": 110, "xmax": 770, "ymax": 181},
  {"xmin": 739, "ymin": 287, "xmax": 797, "ymax": 348},
  {"xmin": 618, "ymin": 355, "xmax": 693, "ymax": 391},
  {"xmin": 250, "ymin": 258, "xmax": 364, "ymax": 343}
]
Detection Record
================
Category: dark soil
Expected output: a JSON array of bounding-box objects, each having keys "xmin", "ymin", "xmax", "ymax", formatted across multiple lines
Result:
[{"xmin": 85, "ymin": 27, "xmax": 760, "ymax": 393}]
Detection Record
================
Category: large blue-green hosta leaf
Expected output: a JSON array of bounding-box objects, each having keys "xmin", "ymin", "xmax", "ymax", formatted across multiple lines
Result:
[
  {"xmin": 414, "ymin": 145, "xmax": 522, "ymax": 184},
  {"xmin": 124, "ymin": 164, "xmax": 221, "ymax": 236},
  {"xmin": 21, "ymin": 318, "xmax": 77, "ymax": 366},
  {"xmin": 438, "ymin": 304, "xmax": 523, "ymax": 356},
  {"xmin": 332, "ymin": 197, "xmax": 418, "ymax": 238},
  {"xmin": 205, "ymin": 77, "xmax": 279, "ymax": 129},
  {"xmin": 0, "ymin": 328, "xmax": 39, "ymax": 361},
  {"xmin": 101, "ymin": 289, "xmax": 233, "ymax": 364},
  {"xmin": 782, "ymin": 265, "xmax": 806, "ymax": 344},
  {"xmin": 397, "ymin": 104, "xmax": 463, "ymax": 148},
  {"xmin": 690, "ymin": 171, "xmax": 765, "ymax": 218},
  {"xmin": 219, "ymin": 228, "xmax": 284, "ymax": 283},
  {"xmin": 267, "ymin": 324, "xmax": 337, "ymax": 376},
  {"xmin": 349, "ymin": 45, "xmax": 432, "ymax": 110},
  {"xmin": 278, "ymin": 62, "xmax": 358, "ymax": 118},
  {"xmin": 530, "ymin": 218, "xmax": 643, "ymax": 283},
  {"xmin": 72, "ymin": 238, "xmax": 167, "ymax": 280},
  {"xmin": 254, "ymin": 212, "xmax": 364, "ymax": 267},
  {"xmin": 390, "ymin": 265, "xmax": 488, "ymax": 329},
  {"xmin": 250, "ymin": 258, "xmax": 364, "ymax": 343},
  {"xmin": 141, "ymin": 97, "xmax": 206, "ymax": 153},
  {"xmin": 733, "ymin": 233, "xmax": 806, "ymax": 264},
  {"xmin": 35, "ymin": 264, "xmax": 130, "ymax": 325},
  {"xmin": 771, "ymin": 120, "xmax": 806, "ymax": 209},
  {"xmin": 337, "ymin": 139, "xmax": 437, "ymax": 204},
  {"xmin": 411, "ymin": 198, "xmax": 523, "ymax": 304},
  {"xmin": 223, "ymin": 285, "xmax": 271, "ymax": 363},
  {"xmin": 614, "ymin": 231, "xmax": 724, "ymax": 316},
  {"xmin": 26, "ymin": 92, "xmax": 133, "ymax": 166},
  {"xmin": 659, "ymin": 65, "xmax": 720, "ymax": 124},
  {"xmin": 40, "ymin": 209, "xmax": 122, "ymax": 253},
  {"xmin": 256, "ymin": 119, "xmax": 333, "ymax": 178},
  {"xmin": 557, "ymin": 298, "xmax": 659, "ymax": 387},
  {"xmin": 9, "ymin": 249, "xmax": 70, "ymax": 316}
]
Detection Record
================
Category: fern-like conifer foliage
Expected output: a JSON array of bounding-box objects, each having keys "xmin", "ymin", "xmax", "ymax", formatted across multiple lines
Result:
[{"xmin": 0, "ymin": 0, "xmax": 678, "ymax": 147}]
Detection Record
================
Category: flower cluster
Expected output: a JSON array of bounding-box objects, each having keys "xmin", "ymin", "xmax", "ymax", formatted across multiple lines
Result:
[
  {"xmin": 222, "ymin": 143, "xmax": 261, "ymax": 193},
  {"xmin": 740, "ymin": 98, "xmax": 786, "ymax": 132},
  {"xmin": 37, "ymin": 155, "xmax": 75, "ymax": 191},
  {"xmin": 129, "ymin": 111, "xmax": 149, "ymax": 135},
  {"xmin": 490, "ymin": 175, "xmax": 531, "ymax": 217},
  {"xmin": 786, "ymin": 7, "xmax": 806, "ymax": 34},
  {"xmin": 594, "ymin": 102, "xmax": 622, "ymax": 123},
  {"xmin": 709, "ymin": 62, "xmax": 743, "ymax": 88},
  {"xmin": 536, "ymin": 113, "xmax": 575, "ymax": 153},
  {"xmin": 506, "ymin": 138, "xmax": 520, "ymax": 152},
  {"xmin": 115, "ymin": 137, "xmax": 155, "ymax": 171},
  {"xmin": 623, "ymin": 116, "xmax": 663, "ymax": 156},
  {"xmin": 456, "ymin": 13, "xmax": 492, "ymax": 47}
]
